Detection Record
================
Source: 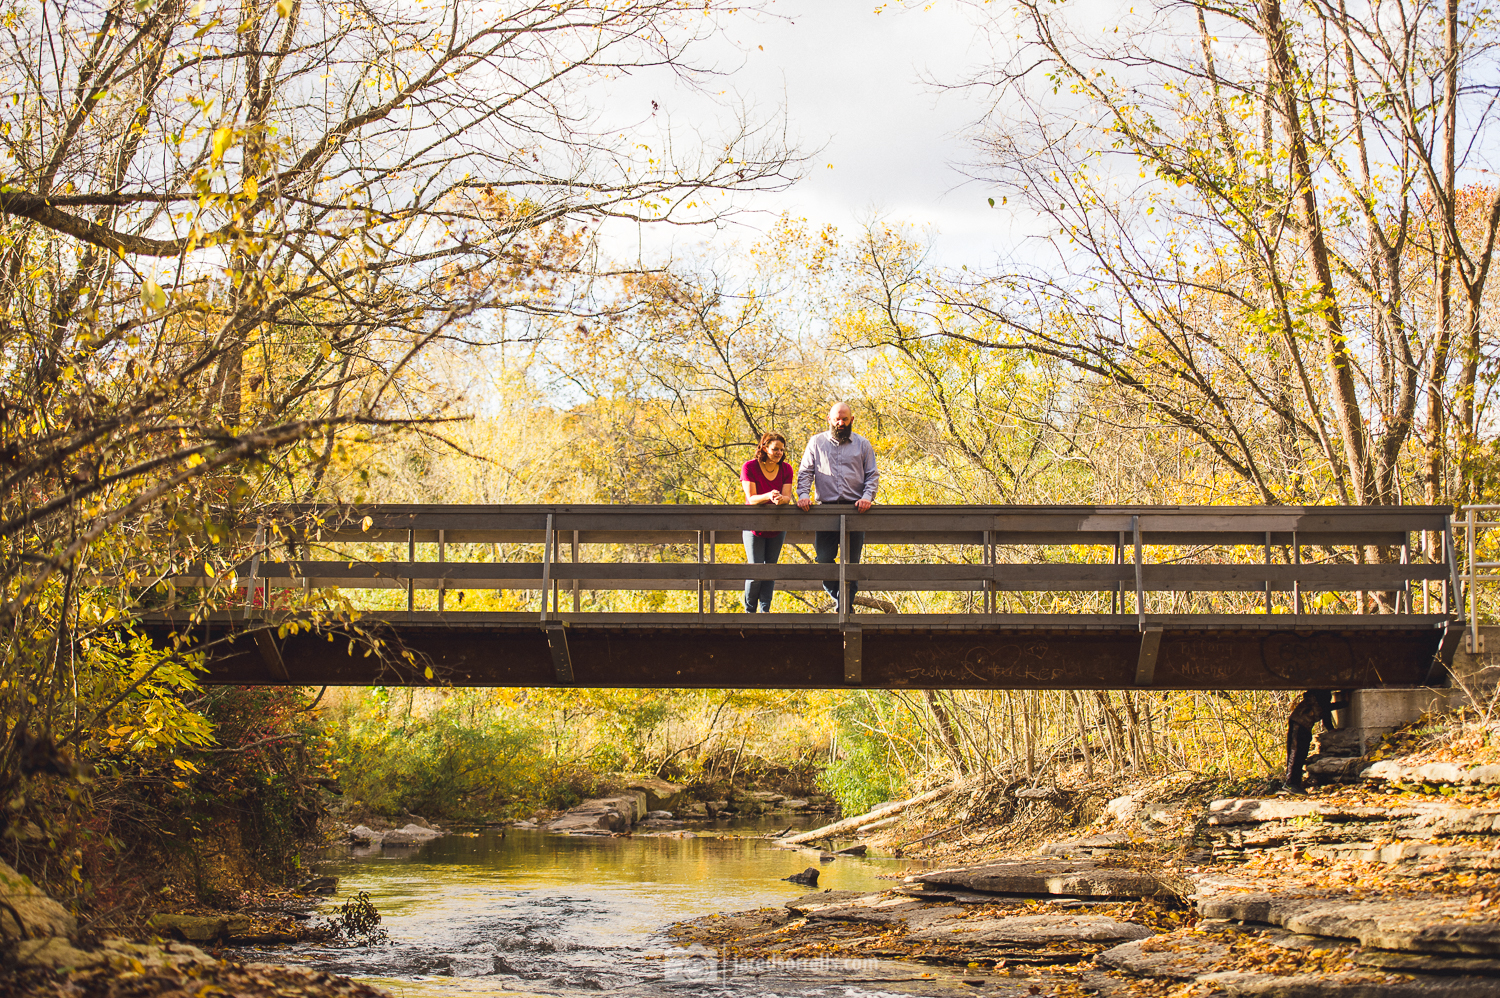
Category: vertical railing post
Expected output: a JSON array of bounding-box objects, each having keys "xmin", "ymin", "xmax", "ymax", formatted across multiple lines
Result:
[
  {"xmin": 1445, "ymin": 514, "xmax": 1459, "ymax": 617},
  {"xmin": 839, "ymin": 514, "xmax": 849, "ymax": 622},
  {"xmin": 697, "ymin": 530, "xmax": 704, "ymax": 615},
  {"xmin": 1114, "ymin": 531, "xmax": 1124, "ymax": 615},
  {"xmin": 1264, "ymin": 530, "xmax": 1272, "ymax": 615},
  {"xmin": 406, "ymin": 528, "xmax": 415, "ymax": 615},
  {"xmin": 1468, "ymin": 507, "xmax": 1481, "ymax": 651},
  {"xmin": 1423, "ymin": 530, "xmax": 1431, "ymax": 615},
  {"xmin": 1292, "ymin": 531, "xmax": 1302, "ymax": 615},
  {"xmin": 247, "ymin": 522, "xmax": 264, "ymax": 619},
  {"xmin": 437, "ymin": 529, "xmax": 446, "ymax": 612},
  {"xmin": 572, "ymin": 530, "xmax": 580, "ymax": 613},
  {"xmin": 1399, "ymin": 532, "xmax": 1410, "ymax": 615},
  {"xmin": 540, "ymin": 514, "xmax": 554, "ymax": 621},
  {"xmin": 1132, "ymin": 515, "xmax": 1144, "ymax": 629},
  {"xmin": 165, "ymin": 531, "xmax": 179, "ymax": 610},
  {"xmin": 708, "ymin": 530, "xmax": 716, "ymax": 614},
  {"xmin": 984, "ymin": 529, "xmax": 993, "ymax": 614}
]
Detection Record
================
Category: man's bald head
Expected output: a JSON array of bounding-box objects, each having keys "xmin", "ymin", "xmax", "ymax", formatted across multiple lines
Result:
[{"xmin": 828, "ymin": 402, "xmax": 853, "ymax": 441}]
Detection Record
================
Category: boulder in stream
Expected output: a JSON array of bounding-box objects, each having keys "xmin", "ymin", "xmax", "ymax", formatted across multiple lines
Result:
[
  {"xmin": 0, "ymin": 858, "xmax": 75, "ymax": 939},
  {"xmin": 545, "ymin": 793, "xmax": 647, "ymax": 833},
  {"xmin": 381, "ymin": 823, "xmax": 443, "ymax": 846},
  {"xmin": 623, "ymin": 777, "xmax": 686, "ymax": 813},
  {"xmin": 146, "ymin": 913, "xmax": 213, "ymax": 943},
  {"xmin": 783, "ymin": 867, "xmax": 820, "ymax": 886}
]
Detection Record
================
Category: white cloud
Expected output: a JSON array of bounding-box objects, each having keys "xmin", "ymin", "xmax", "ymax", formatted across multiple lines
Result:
[{"xmin": 594, "ymin": 0, "xmax": 1011, "ymax": 268}]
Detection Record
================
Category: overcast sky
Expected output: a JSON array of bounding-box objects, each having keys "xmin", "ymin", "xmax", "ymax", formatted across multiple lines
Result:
[{"xmin": 604, "ymin": 0, "xmax": 1012, "ymax": 270}]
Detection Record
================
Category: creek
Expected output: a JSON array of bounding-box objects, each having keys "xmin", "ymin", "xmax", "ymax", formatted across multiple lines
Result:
[{"xmin": 234, "ymin": 817, "xmax": 971, "ymax": 997}]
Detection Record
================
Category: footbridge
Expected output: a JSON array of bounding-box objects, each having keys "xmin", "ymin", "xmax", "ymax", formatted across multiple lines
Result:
[{"xmin": 139, "ymin": 504, "xmax": 1466, "ymax": 690}]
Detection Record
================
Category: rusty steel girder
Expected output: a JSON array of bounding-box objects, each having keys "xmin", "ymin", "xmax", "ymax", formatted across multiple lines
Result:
[{"xmin": 140, "ymin": 613, "xmax": 1457, "ymax": 691}]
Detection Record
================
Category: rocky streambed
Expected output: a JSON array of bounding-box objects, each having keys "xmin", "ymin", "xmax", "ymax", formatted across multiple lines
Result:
[
  {"xmin": 515, "ymin": 777, "xmax": 833, "ymax": 836},
  {"xmin": 669, "ymin": 786, "xmax": 1500, "ymax": 995}
]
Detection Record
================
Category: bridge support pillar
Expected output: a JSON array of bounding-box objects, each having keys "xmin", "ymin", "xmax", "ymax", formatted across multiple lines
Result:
[
  {"xmin": 252, "ymin": 629, "xmax": 289, "ymax": 681},
  {"xmin": 843, "ymin": 625, "xmax": 861, "ymax": 685},
  {"xmin": 1308, "ymin": 687, "xmax": 1469, "ymax": 783},
  {"xmin": 1450, "ymin": 624, "xmax": 1500, "ymax": 694},
  {"xmin": 1134, "ymin": 626, "xmax": 1162, "ymax": 686},
  {"xmin": 546, "ymin": 623, "xmax": 573, "ymax": 684}
]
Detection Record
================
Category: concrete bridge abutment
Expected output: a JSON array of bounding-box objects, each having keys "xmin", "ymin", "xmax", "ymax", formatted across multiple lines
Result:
[{"xmin": 1309, "ymin": 625, "xmax": 1499, "ymax": 780}]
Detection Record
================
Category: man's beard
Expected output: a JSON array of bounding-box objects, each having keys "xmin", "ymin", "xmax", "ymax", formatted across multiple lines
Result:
[{"xmin": 832, "ymin": 423, "xmax": 852, "ymax": 442}]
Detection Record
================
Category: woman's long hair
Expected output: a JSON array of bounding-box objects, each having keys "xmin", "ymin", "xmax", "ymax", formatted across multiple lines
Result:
[{"xmin": 754, "ymin": 432, "xmax": 787, "ymax": 464}]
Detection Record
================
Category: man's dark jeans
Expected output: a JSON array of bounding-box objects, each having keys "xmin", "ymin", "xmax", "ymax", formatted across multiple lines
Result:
[{"xmin": 814, "ymin": 529, "xmax": 865, "ymax": 607}]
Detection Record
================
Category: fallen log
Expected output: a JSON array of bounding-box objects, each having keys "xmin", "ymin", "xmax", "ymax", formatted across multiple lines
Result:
[
  {"xmin": 855, "ymin": 816, "xmax": 899, "ymax": 834},
  {"xmin": 779, "ymin": 782, "xmax": 963, "ymax": 846}
]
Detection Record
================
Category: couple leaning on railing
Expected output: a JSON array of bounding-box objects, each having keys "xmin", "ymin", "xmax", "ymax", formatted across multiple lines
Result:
[{"xmin": 739, "ymin": 402, "xmax": 878, "ymax": 614}]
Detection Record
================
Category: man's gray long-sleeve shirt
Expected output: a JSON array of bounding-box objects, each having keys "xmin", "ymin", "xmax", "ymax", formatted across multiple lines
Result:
[{"xmin": 797, "ymin": 431, "xmax": 879, "ymax": 504}]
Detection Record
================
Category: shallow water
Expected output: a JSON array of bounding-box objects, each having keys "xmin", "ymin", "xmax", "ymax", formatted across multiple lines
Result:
[{"xmin": 236, "ymin": 818, "xmax": 978, "ymax": 997}]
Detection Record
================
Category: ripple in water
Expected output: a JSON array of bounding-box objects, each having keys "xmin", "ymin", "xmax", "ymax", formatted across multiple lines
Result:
[{"xmin": 234, "ymin": 819, "xmax": 963, "ymax": 997}]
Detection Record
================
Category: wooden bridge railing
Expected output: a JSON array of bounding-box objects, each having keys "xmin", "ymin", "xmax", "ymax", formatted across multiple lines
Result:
[
  {"xmin": 185, "ymin": 503, "xmax": 1460, "ymax": 624},
  {"xmin": 138, "ymin": 504, "xmax": 1469, "ymax": 690}
]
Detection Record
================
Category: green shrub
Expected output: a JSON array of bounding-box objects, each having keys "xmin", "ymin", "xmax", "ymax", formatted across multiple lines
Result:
[
  {"xmin": 817, "ymin": 740, "xmax": 899, "ymax": 817},
  {"xmin": 330, "ymin": 690, "xmax": 547, "ymax": 820}
]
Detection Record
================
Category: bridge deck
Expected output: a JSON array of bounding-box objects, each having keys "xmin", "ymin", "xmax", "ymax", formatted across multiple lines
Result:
[
  {"xmin": 142, "ymin": 504, "xmax": 1465, "ymax": 690},
  {"xmin": 145, "ymin": 611, "xmax": 1457, "ymax": 690}
]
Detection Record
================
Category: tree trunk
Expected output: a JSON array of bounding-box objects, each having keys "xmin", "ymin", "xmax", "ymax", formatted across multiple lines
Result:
[
  {"xmin": 1071, "ymin": 690, "xmax": 1094, "ymax": 779},
  {"xmin": 780, "ymin": 781, "xmax": 965, "ymax": 846},
  {"xmin": 925, "ymin": 690, "xmax": 970, "ymax": 776},
  {"xmin": 1259, "ymin": 0, "xmax": 1374, "ymax": 503}
]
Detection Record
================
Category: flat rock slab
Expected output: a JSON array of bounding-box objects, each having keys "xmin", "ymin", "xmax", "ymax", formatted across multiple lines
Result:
[
  {"xmin": 786, "ymin": 890, "xmax": 868, "ymax": 913},
  {"xmin": 1303, "ymin": 840, "xmax": 1500, "ymax": 870},
  {"xmin": 910, "ymin": 860, "xmax": 1169, "ymax": 898},
  {"xmin": 895, "ymin": 884, "xmax": 1031, "ymax": 905},
  {"xmin": 1363, "ymin": 761, "xmax": 1500, "ymax": 786},
  {"xmin": 1097, "ymin": 931, "xmax": 1230, "ymax": 979},
  {"xmin": 1037, "ymin": 833, "xmax": 1130, "ymax": 856},
  {"xmin": 789, "ymin": 892, "xmax": 950, "ymax": 925},
  {"xmin": 1407, "ymin": 808, "xmax": 1500, "ymax": 836},
  {"xmin": 1200, "ymin": 892, "xmax": 1500, "ymax": 956},
  {"xmin": 1354, "ymin": 949, "xmax": 1500, "ymax": 977},
  {"xmin": 907, "ymin": 913, "xmax": 1152, "ymax": 947},
  {"xmin": 1202, "ymin": 969, "xmax": 1497, "ymax": 997},
  {"xmin": 1206, "ymin": 799, "xmax": 1420, "ymax": 826}
]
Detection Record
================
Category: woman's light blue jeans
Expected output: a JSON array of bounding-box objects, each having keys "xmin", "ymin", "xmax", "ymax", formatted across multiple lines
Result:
[{"xmin": 743, "ymin": 530, "xmax": 786, "ymax": 612}]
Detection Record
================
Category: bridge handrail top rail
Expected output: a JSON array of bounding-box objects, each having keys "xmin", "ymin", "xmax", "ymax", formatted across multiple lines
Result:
[
  {"xmin": 236, "ymin": 503, "xmax": 1452, "ymax": 540},
  {"xmin": 256, "ymin": 502, "xmax": 1454, "ymax": 514},
  {"xmin": 211, "ymin": 504, "xmax": 1454, "ymax": 550}
]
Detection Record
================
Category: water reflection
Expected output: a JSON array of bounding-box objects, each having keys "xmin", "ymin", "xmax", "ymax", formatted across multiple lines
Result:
[{"xmin": 237, "ymin": 818, "xmax": 960, "ymax": 997}]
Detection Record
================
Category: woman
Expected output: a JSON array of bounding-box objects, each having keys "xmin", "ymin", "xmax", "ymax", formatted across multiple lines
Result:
[{"xmin": 741, "ymin": 432, "xmax": 794, "ymax": 612}]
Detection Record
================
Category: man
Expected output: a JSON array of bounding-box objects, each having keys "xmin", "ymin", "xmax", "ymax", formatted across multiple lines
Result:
[
  {"xmin": 797, "ymin": 401, "xmax": 879, "ymax": 609},
  {"xmin": 1283, "ymin": 689, "xmax": 1337, "ymax": 793}
]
